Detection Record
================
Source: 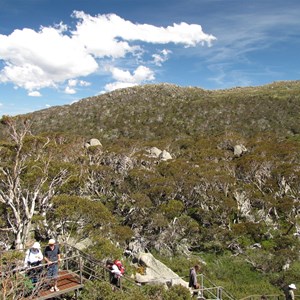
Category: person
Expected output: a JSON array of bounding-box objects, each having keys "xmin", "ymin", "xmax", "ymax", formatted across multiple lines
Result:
[
  {"xmin": 285, "ymin": 284, "xmax": 296, "ymax": 300},
  {"xmin": 23, "ymin": 242, "xmax": 43, "ymax": 284},
  {"xmin": 44, "ymin": 239, "xmax": 61, "ymax": 292},
  {"xmin": 106, "ymin": 260, "xmax": 122, "ymax": 289},
  {"xmin": 189, "ymin": 264, "xmax": 201, "ymax": 297}
]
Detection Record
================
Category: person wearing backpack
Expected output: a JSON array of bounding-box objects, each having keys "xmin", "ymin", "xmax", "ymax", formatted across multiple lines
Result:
[
  {"xmin": 24, "ymin": 242, "xmax": 43, "ymax": 285},
  {"xmin": 114, "ymin": 260, "xmax": 125, "ymax": 276},
  {"xmin": 106, "ymin": 260, "xmax": 124, "ymax": 289}
]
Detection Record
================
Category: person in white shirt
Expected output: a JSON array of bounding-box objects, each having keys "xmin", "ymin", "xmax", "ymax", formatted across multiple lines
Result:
[
  {"xmin": 106, "ymin": 260, "xmax": 122, "ymax": 289},
  {"xmin": 24, "ymin": 242, "xmax": 43, "ymax": 284}
]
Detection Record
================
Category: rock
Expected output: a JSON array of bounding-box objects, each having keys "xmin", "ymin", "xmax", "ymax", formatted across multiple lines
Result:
[
  {"xmin": 233, "ymin": 144, "xmax": 247, "ymax": 157},
  {"xmin": 159, "ymin": 150, "xmax": 172, "ymax": 161},
  {"xmin": 127, "ymin": 237, "xmax": 147, "ymax": 254},
  {"xmin": 85, "ymin": 138, "xmax": 102, "ymax": 148},
  {"xmin": 134, "ymin": 252, "xmax": 188, "ymax": 287},
  {"xmin": 90, "ymin": 138, "xmax": 102, "ymax": 146},
  {"xmin": 148, "ymin": 147, "xmax": 162, "ymax": 158},
  {"xmin": 65, "ymin": 237, "xmax": 92, "ymax": 250}
]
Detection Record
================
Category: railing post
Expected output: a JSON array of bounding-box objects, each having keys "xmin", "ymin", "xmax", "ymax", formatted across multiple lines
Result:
[
  {"xmin": 79, "ymin": 256, "xmax": 83, "ymax": 284},
  {"xmin": 200, "ymin": 274, "xmax": 204, "ymax": 298},
  {"xmin": 218, "ymin": 287, "xmax": 222, "ymax": 300},
  {"xmin": 66, "ymin": 255, "xmax": 69, "ymax": 271}
]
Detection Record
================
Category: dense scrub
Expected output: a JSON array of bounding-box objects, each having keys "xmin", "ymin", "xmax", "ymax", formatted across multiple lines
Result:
[{"xmin": 1, "ymin": 81, "xmax": 300, "ymax": 298}]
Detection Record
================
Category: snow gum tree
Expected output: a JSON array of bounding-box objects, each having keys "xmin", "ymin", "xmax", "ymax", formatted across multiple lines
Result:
[{"xmin": 0, "ymin": 116, "xmax": 75, "ymax": 249}]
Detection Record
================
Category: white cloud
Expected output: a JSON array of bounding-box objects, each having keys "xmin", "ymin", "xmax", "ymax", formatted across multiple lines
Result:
[
  {"xmin": 67, "ymin": 79, "xmax": 90, "ymax": 87},
  {"xmin": 78, "ymin": 80, "xmax": 91, "ymax": 87},
  {"xmin": 28, "ymin": 90, "xmax": 41, "ymax": 97},
  {"xmin": 0, "ymin": 11, "xmax": 216, "ymax": 95},
  {"xmin": 104, "ymin": 81, "xmax": 137, "ymax": 92},
  {"xmin": 72, "ymin": 12, "xmax": 216, "ymax": 53},
  {"xmin": 0, "ymin": 26, "xmax": 98, "ymax": 91},
  {"xmin": 152, "ymin": 49, "xmax": 172, "ymax": 66},
  {"xmin": 68, "ymin": 79, "xmax": 78, "ymax": 87},
  {"xmin": 104, "ymin": 65, "xmax": 155, "ymax": 92},
  {"xmin": 64, "ymin": 79, "xmax": 91, "ymax": 94},
  {"xmin": 64, "ymin": 86, "xmax": 76, "ymax": 94}
]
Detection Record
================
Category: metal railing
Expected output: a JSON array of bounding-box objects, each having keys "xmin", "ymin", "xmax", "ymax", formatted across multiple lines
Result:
[
  {"xmin": 2, "ymin": 244, "xmax": 286, "ymax": 300},
  {"xmin": 0, "ymin": 251, "xmax": 84, "ymax": 299},
  {"xmin": 196, "ymin": 273, "xmax": 236, "ymax": 300}
]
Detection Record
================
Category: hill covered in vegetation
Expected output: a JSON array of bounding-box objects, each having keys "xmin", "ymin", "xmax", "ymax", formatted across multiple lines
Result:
[
  {"xmin": 1, "ymin": 80, "xmax": 300, "ymax": 299},
  {"xmin": 16, "ymin": 80, "xmax": 300, "ymax": 140}
]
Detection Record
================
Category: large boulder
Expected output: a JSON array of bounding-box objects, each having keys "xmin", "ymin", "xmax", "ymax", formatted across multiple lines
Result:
[
  {"xmin": 147, "ymin": 147, "xmax": 162, "ymax": 158},
  {"xmin": 134, "ymin": 252, "xmax": 188, "ymax": 287},
  {"xmin": 85, "ymin": 138, "xmax": 102, "ymax": 148},
  {"xmin": 159, "ymin": 150, "xmax": 172, "ymax": 161},
  {"xmin": 233, "ymin": 144, "xmax": 247, "ymax": 157}
]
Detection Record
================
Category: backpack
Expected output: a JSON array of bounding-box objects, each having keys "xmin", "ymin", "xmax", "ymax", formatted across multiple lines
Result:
[{"xmin": 114, "ymin": 260, "xmax": 125, "ymax": 275}]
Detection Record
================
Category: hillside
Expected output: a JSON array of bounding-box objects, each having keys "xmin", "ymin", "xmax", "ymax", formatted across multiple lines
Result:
[
  {"xmin": 1, "ymin": 80, "xmax": 300, "ymax": 299},
  {"xmin": 11, "ymin": 80, "xmax": 300, "ymax": 140}
]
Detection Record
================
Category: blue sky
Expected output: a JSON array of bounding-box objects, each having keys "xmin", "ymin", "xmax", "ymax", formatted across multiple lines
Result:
[{"xmin": 0, "ymin": 0, "xmax": 299, "ymax": 116}]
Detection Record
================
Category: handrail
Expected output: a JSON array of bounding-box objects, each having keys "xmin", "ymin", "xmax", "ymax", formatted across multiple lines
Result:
[
  {"xmin": 197, "ymin": 273, "xmax": 236, "ymax": 300},
  {"xmin": 0, "ymin": 243, "xmax": 241, "ymax": 300},
  {"xmin": 61, "ymin": 243, "xmax": 140, "ymax": 288}
]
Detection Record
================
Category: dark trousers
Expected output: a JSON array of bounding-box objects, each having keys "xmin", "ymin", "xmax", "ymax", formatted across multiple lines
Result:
[{"xmin": 27, "ymin": 261, "xmax": 42, "ymax": 284}]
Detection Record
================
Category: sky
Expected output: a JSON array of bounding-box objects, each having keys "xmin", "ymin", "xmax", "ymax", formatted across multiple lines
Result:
[{"xmin": 0, "ymin": 0, "xmax": 299, "ymax": 116}]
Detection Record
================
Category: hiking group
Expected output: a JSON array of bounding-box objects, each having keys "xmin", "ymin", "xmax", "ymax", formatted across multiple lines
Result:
[{"xmin": 24, "ymin": 238, "xmax": 61, "ymax": 293}]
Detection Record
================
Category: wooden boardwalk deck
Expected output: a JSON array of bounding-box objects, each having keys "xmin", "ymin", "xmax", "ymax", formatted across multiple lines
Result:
[{"xmin": 25, "ymin": 270, "xmax": 84, "ymax": 300}]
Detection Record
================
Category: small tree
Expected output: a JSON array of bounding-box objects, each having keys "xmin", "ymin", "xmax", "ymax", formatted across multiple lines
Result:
[{"xmin": 0, "ymin": 117, "xmax": 74, "ymax": 249}]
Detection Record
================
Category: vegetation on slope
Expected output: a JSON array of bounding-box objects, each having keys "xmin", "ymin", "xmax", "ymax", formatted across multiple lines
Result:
[{"xmin": 1, "ymin": 81, "xmax": 300, "ymax": 298}]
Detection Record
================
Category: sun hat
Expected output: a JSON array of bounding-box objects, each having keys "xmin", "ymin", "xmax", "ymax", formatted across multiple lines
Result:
[
  {"xmin": 48, "ymin": 238, "xmax": 56, "ymax": 245},
  {"xmin": 289, "ymin": 284, "xmax": 296, "ymax": 290},
  {"xmin": 32, "ymin": 242, "xmax": 41, "ymax": 249}
]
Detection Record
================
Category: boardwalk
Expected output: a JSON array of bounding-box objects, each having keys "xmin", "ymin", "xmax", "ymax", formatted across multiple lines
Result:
[{"xmin": 25, "ymin": 270, "xmax": 84, "ymax": 300}]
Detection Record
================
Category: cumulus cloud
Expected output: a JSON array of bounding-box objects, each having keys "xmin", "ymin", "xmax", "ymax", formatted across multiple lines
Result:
[
  {"xmin": 104, "ymin": 65, "xmax": 155, "ymax": 92},
  {"xmin": 0, "ymin": 11, "xmax": 216, "ymax": 95},
  {"xmin": 0, "ymin": 26, "xmax": 98, "ymax": 91}
]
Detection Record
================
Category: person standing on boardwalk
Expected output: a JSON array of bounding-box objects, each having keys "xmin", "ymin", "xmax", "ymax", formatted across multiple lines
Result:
[
  {"xmin": 285, "ymin": 284, "xmax": 296, "ymax": 300},
  {"xmin": 189, "ymin": 264, "xmax": 201, "ymax": 297},
  {"xmin": 44, "ymin": 239, "xmax": 61, "ymax": 292},
  {"xmin": 23, "ymin": 241, "xmax": 43, "ymax": 284}
]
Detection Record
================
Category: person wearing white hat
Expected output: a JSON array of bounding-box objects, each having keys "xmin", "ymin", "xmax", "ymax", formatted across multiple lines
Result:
[
  {"xmin": 24, "ymin": 241, "xmax": 43, "ymax": 284},
  {"xmin": 286, "ymin": 284, "xmax": 297, "ymax": 300},
  {"xmin": 44, "ymin": 239, "xmax": 61, "ymax": 292}
]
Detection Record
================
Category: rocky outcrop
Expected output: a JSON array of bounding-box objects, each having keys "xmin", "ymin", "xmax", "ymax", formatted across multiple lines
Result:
[{"xmin": 134, "ymin": 252, "xmax": 188, "ymax": 287}]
